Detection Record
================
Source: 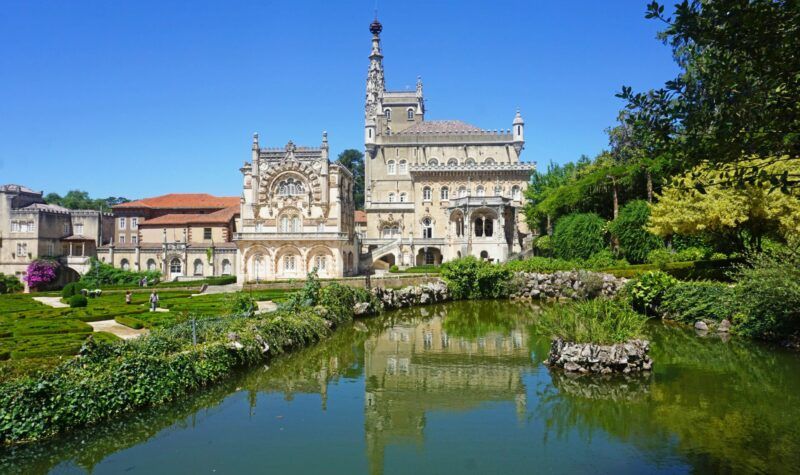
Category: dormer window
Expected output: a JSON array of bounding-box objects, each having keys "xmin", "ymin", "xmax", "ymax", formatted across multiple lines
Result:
[{"xmin": 407, "ymin": 108, "xmax": 414, "ymax": 120}]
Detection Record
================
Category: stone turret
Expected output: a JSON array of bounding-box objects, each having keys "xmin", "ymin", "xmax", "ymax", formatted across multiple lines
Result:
[{"xmin": 512, "ymin": 109, "xmax": 525, "ymax": 155}]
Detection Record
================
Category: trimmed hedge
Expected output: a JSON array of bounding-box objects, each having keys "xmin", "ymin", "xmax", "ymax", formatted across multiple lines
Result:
[
  {"xmin": 68, "ymin": 295, "xmax": 88, "ymax": 308},
  {"xmin": 115, "ymin": 316, "xmax": 146, "ymax": 330},
  {"xmin": 602, "ymin": 258, "xmax": 741, "ymax": 281}
]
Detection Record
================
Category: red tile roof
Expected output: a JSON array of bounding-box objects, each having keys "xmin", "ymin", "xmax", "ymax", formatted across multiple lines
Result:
[
  {"xmin": 114, "ymin": 194, "xmax": 240, "ymax": 210},
  {"xmin": 139, "ymin": 205, "xmax": 239, "ymax": 226},
  {"xmin": 354, "ymin": 210, "xmax": 367, "ymax": 223}
]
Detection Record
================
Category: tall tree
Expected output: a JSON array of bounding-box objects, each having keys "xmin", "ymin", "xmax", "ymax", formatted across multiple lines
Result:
[
  {"xmin": 44, "ymin": 190, "xmax": 129, "ymax": 211},
  {"xmin": 619, "ymin": 0, "xmax": 800, "ymax": 191},
  {"xmin": 337, "ymin": 149, "xmax": 365, "ymax": 210}
]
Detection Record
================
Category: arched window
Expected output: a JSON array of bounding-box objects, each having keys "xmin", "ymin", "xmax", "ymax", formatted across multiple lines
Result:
[
  {"xmin": 277, "ymin": 177, "xmax": 305, "ymax": 196},
  {"xmin": 484, "ymin": 157, "xmax": 495, "ymax": 164},
  {"xmin": 480, "ymin": 250, "xmax": 489, "ymax": 260},
  {"xmin": 291, "ymin": 216, "xmax": 300, "ymax": 232},
  {"xmin": 465, "ymin": 158, "xmax": 476, "ymax": 165},
  {"xmin": 314, "ymin": 255, "xmax": 327, "ymax": 271},
  {"xmin": 476, "ymin": 185, "xmax": 485, "ymax": 197},
  {"xmin": 474, "ymin": 217, "xmax": 484, "ymax": 237},
  {"xmin": 399, "ymin": 192, "xmax": 407, "ymax": 203},
  {"xmin": 447, "ymin": 158, "xmax": 459, "ymax": 165},
  {"xmin": 120, "ymin": 259, "xmax": 130, "ymax": 271},
  {"xmin": 222, "ymin": 259, "xmax": 232, "ymax": 275},
  {"xmin": 428, "ymin": 158, "xmax": 439, "ymax": 166},
  {"xmin": 170, "ymin": 258, "xmax": 182, "ymax": 275},
  {"xmin": 388, "ymin": 192, "xmax": 396, "ymax": 203},
  {"xmin": 398, "ymin": 159, "xmax": 407, "ymax": 174},
  {"xmin": 407, "ymin": 108, "xmax": 414, "ymax": 120},
  {"xmin": 387, "ymin": 160, "xmax": 396, "ymax": 175},
  {"xmin": 458, "ymin": 186, "xmax": 468, "ymax": 198},
  {"xmin": 473, "ymin": 215, "xmax": 494, "ymax": 238},
  {"xmin": 440, "ymin": 186, "xmax": 449, "ymax": 200},
  {"xmin": 385, "ymin": 108, "xmax": 391, "ymax": 121},
  {"xmin": 494, "ymin": 185, "xmax": 502, "ymax": 196},
  {"xmin": 512, "ymin": 185, "xmax": 521, "ymax": 200},
  {"xmin": 147, "ymin": 259, "xmax": 157, "ymax": 271},
  {"xmin": 280, "ymin": 215, "xmax": 301, "ymax": 232},
  {"xmin": 280, "ymin": 216, "xmax": 288, "ymax": 232},
  {"xmin": 422, "ymin": 186, "xmax": 432, "ymax": 201},
  {"xmin": 422, "ymin": 217, "xmax": 433, "ymax": 239},
  {"xmin": 284, "ymin": 255, "xmax": 297, "ymax": 272},
  {"xmin": 193, "ymin": 259, "xmax": 203, "ymax": 276}
]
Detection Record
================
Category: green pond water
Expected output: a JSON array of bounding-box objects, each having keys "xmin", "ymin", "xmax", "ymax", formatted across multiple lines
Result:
[{"xmin": 3, "ymin": 300, "xmax": 800, "ymax": 474}]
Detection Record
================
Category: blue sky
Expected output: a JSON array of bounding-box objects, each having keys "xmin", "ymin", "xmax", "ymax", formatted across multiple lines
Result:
[{"xmin": 0, "ymin": 0, "xmax": 678, "ymax": 199}]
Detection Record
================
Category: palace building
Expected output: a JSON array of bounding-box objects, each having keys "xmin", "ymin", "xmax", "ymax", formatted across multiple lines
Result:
[
  {"xmin": 361, "ymin": 19, "xmax": 535, "ymax": 269},
  {"xmin": 234, "ymin": 132, "xmax": 359, "ymax": 282}
]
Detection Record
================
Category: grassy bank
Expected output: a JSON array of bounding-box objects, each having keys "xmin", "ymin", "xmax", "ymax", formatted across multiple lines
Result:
[{"xmin": 0, "ymin": 282, "xmax": 374, "ymax": 444}]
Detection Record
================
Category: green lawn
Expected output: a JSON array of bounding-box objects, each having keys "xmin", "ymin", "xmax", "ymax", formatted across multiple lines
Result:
[{"xmin": 0, "ymin": 288, "xmax": 289, "ymax": 363}]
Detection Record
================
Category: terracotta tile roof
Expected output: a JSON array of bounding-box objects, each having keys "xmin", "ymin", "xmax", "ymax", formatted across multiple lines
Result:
[
  {"xmin": 139, "ymin": 205, "xmax": 239, "ymax": 226},
  {"xmin": 354, "ymin": 210, "xmax": 367, "ymax": 223},
  {"xmin": 398, "ymin": 120, "xmax": 482, "ymax": 135},
  {"xmin": 114, "ymin": 194, "xmax": 239, "ymax": 210}
]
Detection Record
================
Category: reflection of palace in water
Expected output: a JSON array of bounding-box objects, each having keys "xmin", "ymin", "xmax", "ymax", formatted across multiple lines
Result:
[{"xmin": 364, "ymin": 310, "xmax": 531, "ymax": 475}]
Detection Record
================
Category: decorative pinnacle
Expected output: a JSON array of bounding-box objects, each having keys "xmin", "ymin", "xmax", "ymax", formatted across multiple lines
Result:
[{"xmin": 370, "ymin": 18, "xmax": 382, "ymax": 35}]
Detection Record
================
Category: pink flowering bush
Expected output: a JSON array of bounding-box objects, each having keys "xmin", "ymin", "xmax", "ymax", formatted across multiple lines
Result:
[{"xmin": 24, "ymin": 259, "xmax": 59, "ymax": 289}]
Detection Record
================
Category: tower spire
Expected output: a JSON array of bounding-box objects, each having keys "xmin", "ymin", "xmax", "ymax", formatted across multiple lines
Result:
[{"xmin": 365, "ymin": 16, "xmax": 385, "ymax": 121}]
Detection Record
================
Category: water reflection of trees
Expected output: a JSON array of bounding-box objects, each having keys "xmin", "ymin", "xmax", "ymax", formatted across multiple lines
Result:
[{"xmin": 536, "ymin": 320, "xmax": 800, "ymax": 473}]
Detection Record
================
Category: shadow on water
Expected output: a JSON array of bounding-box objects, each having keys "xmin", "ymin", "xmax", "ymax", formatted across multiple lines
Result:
[{"xmin": 3, "ymin": 300, "xmax": 800, "ymax": 474}]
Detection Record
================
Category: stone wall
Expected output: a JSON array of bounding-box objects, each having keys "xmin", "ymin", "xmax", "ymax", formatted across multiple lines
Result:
[
  {"xmin": 546, "ymin": 338, "xmax": 652, "ymax": 374},
  {"xmin": 369, "ymin": 281, "xmax": 450, "ymax": 311},
  {"xmin": 510, "ymin": 271, "xmax": 626, "ymax": 300}
]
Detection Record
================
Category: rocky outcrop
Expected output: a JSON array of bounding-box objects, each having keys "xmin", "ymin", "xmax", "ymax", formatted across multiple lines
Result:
[
  {"xmin": 371, "ymin": 281, "xmax": 450, "ymax": 310},
  {"xmin": 510, "ymin": 271, "xmax": 626, "ymax": 300},
  {"xmin": 546, "ymin": 338, "xmax": 652, "ymax": 374}
]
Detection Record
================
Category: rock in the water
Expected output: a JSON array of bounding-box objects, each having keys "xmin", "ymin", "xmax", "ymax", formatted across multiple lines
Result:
[
  {"xmin": 547, "ymin": 338, "xmax": 652, "ymax": 374},
  {"xmin": 694, "ymin": 321, "xmax": 709, "ymax": 331},
  {"xmin": 718, "ymin": 319, "xmax": 732, "ymax": 333},
  {"xmin": 353, "ymin": 302, "xmax": 371, "ymax": 316}
]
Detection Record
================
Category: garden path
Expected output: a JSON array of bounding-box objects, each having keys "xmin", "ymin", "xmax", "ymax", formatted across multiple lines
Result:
[
  {"xmin": 33, "ymin": 296, "xmax": 69, "ymax": 308},
  {"xmin": 88, "ymin": 320, "xmax": 148, "ymax": 340}
]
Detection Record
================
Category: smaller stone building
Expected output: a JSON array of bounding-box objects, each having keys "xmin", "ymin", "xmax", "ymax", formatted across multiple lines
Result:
[
  {"xmin": 0, "ymin": 184, "xmax": 113, "ymax": 285},
  {"xmin": 97, "ymin": 194, "xmax": 240, "ymax": 281}
]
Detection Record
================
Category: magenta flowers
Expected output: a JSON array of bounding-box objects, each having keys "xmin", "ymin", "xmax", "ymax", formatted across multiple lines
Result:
[{"xmin": 24, "ymin": 259, "xmax": 59, "ymax": 289}]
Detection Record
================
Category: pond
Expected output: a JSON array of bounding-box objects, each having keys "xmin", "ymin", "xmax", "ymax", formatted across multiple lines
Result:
[{"xmin": 3, "ymin": 300, "xmax": 800, "ymax": 474}]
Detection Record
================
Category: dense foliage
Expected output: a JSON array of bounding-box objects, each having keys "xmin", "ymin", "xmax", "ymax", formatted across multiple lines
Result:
[
  {"xmin": 551, "ymin": 213, "xmax": 606, "ymax": 260},
  {"xmin": 609, "ymin": 200, "xmax": 663, "ymax": 263},
  {"xmin": 68, "ymin": 295, "xmax": 88, "ymax": 308},
  {"xmin": 79, "ymin": 258, "xmax": 160, "ymax": 288},
  {"xmin": 660, "ymin": 281, "xmax": 735, "ymax": 324},
  {"xmin": 624, "ymin": 271, "xmax": 678, "ymax": 316},
  {"xmin": 44, "ymin": 190, "xmax": 128, "ymax": 211},
  {"xmin": 440, "ymin": 257, "xmax": 512, "ymax": 300},
  {"xmin": 336, "ymin": 149, "xmax": 365, "ymax": 210},
  {"xmin": 0, "ymin": 275, "xmax": 22, "ymax": 294},
  {"xmin": 731, "ymin": 250, "xmax": 800, "ymax": 339},
  {"xmin": 534, "ymin": 299, "xmax": 649, "ymax": 344}
]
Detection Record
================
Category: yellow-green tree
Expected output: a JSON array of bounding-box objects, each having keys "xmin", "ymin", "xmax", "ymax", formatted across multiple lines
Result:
[{"xmin": 648, "ymin": 158, "xmax": 800, "ymax": 251}]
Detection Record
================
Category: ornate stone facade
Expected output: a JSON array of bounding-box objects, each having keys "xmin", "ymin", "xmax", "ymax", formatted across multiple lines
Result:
[
  {"xmin": 235, "ymin": 133, "xmax": 358, "ymax": 282},
  {"xmin": 362, "ymin": 20, "xmax": 535, "ymax": 269}
]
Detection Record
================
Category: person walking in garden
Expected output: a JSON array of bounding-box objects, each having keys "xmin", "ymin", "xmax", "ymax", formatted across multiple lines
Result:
[
  {"xmin": 125, "ymin": 290, "xmax": 132, "ymax": 305},
  {"xmin": 149, "ymin": 290, "xmax": 159, "ymax": 312}
]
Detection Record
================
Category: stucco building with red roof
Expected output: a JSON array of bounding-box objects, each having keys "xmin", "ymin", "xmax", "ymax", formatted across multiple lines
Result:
[{"xmin": 97, "ymin": 194, "xmax": 240, "ymax": 280}]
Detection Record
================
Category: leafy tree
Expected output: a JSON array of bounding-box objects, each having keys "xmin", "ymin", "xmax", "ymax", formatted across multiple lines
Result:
[
  {"xmin": 551, "ymin": 213, "xmax": 607, "ymax": 261},
  {"xmin": 648, "ymin": 158, "xmax": 800, "ymax": 252},
  {"xmin": 45, "ymin": 190, "xmax": 129, "ymax": 211},
  {"xmin": 609, "ymin": 200, "xmax": 664, "ymax": 264},
  {"xmin": 336, "ymin": 149, "xmax": 365, "ymax": 210},
  {"xmin": 619, "ymin": 0, "xmax": 800, "ymax": 190}
]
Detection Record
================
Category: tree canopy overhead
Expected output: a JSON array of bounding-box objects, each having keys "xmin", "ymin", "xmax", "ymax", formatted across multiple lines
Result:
[
  {"xmin": 618, "ymin": 0, "xmax": 800, "ymax": 190},
  {"xmin": 44, "ymin": 190, "xmax": 129, "ymax": 211}
]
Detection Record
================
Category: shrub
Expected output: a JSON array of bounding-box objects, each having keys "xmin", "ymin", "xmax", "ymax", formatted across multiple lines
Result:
[
  {"xmin": 68, "ymin": 295, "xmax": 88, "ymax": 308},
  {"xmin": 206, "ymin": 276, "xmax": 237, "ymax": 286},
  {"xmin": 24, "ymin": 259, "xmax": 59, "ymax": 290},
  {"xmin": 61, "ymin": 282, "xmax": 79, "ymax": 299},
  {"xmin": 389, "ymin": 265, "xmax": 399, "ymax": 273},
  {"xmin": 609, "ymin": 200, "xmax": 664, "ymax": 264},
  {"xmin": 583, "ymin": 250, "xmax": 620, "ymax": 269},
  {"xmin": 732, "ymin": 252, "xmax": 800, "ymax": 339},
  {"xmin": 533, "ymin": 299, "xmax": 649, "ymax": 344},
  {"xmin": 552, "ymin": 213, "xmax": 606, "ymax": 261},
  {"xmin": 225, "ymin": 293, "xmax": 256, "ymax": 316},
  {"xmin": 675, "ymin": 246, "xmax": 708, "ymax": 262},
  {"xmin": 533, "ymin": 235, "xmax": 553, "ymax": 256},
  {"xmin": 115, "ymin": 316, "xmax": 145, "ymax": 329},
  {"xmin": 647, "ymin": 248, "xmax": 676, "ymax": 266},
  {"xmin": 78, "ymin": 258, "xmax": 160, "ymax": 288},
  {"xmin": 625, "ymin": 271, "xmax": 678, "ymax": 315},
  {"xmin": 503, "ymin": 256, "xmax": 578, "ymax": 273},
  {"xmin": 660, "ymin": 281, "xmax": 736, "ymax": 323},
  {"xmin": 440, "ymin": 257, "xmax": 512, "ymax": 299},
  {"xmin": 0, "ymin": 274, "xmax": 23, "ymax": 294}
]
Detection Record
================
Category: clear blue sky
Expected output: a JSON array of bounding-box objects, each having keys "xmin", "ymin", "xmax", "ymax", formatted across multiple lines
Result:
[{"xmin": 0, "ymin": 0, "xmax": 678, "ymax": 200}]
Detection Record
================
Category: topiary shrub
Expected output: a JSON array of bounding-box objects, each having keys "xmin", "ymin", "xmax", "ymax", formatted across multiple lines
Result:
[
  {"xmin": 69, "ymin": 295, "xmax": 88, "ymax": 308},
  {"xmin": 389, "ymin": 265, "xmax": 400, "ymax": 273},
  {"xmin": 552, "ymin": 213, "xmax": 606, "ymax": 261},
  {"xmin": 61, "ymin": 282, "xmax": 79, "ymax": 299},
  {"xmin": 609, "ymin": 200, "xmax": 664, "ymax": 264}
]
